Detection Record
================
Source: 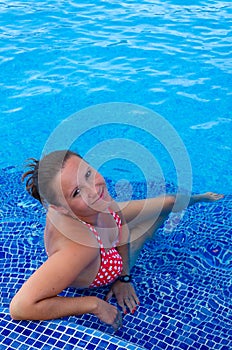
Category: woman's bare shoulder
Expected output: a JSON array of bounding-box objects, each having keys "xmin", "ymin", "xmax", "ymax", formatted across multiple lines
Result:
[{"xmin": 45, "ymin": 208, "xmax": 100, "ymax": 256}]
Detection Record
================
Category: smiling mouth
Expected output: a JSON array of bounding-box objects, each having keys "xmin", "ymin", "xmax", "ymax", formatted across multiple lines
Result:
[
  {"xmin": 92, "ymin": 187, "xmax": 104, "ymax": 204},
  {"xmin": 99, "ymin": 187, "xmax": 104, "ymax": 199}
]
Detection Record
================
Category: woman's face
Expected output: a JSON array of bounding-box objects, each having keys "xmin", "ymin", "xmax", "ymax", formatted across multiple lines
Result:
[{"xmin": 53, "ymin": 156, "xmax": 112, "ymax": 220}]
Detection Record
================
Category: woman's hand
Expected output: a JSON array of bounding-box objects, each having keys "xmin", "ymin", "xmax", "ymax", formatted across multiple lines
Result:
[
  {"xmin": 197, "ymin": 192, "xmax": 224, "ymax": 202},
  {"xmin": 105, "ymin": 280, "xmax": 140, "ymax": 315},
  {"xmin": 93, "ymin": 298, "xmax": 122, "ymax": 331}
]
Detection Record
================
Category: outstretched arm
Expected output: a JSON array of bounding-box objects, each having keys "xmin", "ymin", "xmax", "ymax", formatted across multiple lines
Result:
[
  {"xmin": 173, "ymin": 192, "xmax": 224, "ymax": 212},
  {"xmin": 118, "ymin": 192, "xmax": 224, "ymax": 222},
  {"xmin": 188, "ymin": 192, "xmax": 224, "ymax": 206}
]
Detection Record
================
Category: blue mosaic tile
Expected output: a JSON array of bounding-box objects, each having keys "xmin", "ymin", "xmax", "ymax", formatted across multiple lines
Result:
[{"xmin": 1, "ymin": 169, "xmax": 232, "ymax": 349}]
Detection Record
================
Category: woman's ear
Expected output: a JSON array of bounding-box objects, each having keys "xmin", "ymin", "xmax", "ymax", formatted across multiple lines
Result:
[{"xmin": 50, "ymin": 204, "xmax": 69, "ymax": 216}]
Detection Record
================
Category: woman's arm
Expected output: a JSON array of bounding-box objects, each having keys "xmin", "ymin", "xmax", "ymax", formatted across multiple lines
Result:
[
  {"xmin": 172, "ymin": 192, "xmax": 224, "ymax": 212},
  {"xmin": 118, "ymin": 192, "xmax": 224, "ymax": 222},
  {"xmin": 105, "ymin": 203, "xmax": 140, "ymax": 314},
  {"xmin": 10, "ymin": 243, "xmax": 119, "ymax": 327},
  {"xmin": 112, "ymin": 234, "xmax": 140, "ymax": 314}
]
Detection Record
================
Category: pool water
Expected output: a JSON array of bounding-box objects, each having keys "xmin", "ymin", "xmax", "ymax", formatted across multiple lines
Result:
[
  {"xmin": 1, "ymin": 0, "xmax": 231, "ymax": 193},
  {"xmin": 0, "ymin": 0, "xmax": 232, "ymax": 349}
]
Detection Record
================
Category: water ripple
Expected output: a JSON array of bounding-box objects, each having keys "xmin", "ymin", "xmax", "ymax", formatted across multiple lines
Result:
[
  {"xmin": 1, "ymin": 1, "xmax": 231, "ymax": 83},
  {"xmin": 0, "ymin": 0, "xmax": 231, "ymax": 192}
]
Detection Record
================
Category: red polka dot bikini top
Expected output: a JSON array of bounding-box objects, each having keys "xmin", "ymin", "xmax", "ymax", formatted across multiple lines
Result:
[{"xmin": 83, "ymin": 210, "xmax": 123, "ymax": 288}]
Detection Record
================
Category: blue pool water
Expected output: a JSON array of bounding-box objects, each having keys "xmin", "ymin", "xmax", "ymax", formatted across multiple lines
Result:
[{"xmin": 0, "ymin": 0, "xmax": 232, "ymax": 349}]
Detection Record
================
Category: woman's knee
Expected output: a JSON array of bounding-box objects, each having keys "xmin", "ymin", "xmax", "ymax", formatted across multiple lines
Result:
[{"xmin": 163, "ymin": 196, "xmax": 175, "ymax": 214}]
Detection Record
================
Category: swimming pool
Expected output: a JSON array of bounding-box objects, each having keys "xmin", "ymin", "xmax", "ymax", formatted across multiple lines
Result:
[{"xmin": 1, "ymin": 0, "xmax": 232, "ymax": 349}]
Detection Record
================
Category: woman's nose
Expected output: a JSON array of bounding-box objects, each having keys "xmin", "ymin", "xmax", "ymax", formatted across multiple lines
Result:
[
  {"xmin": 85, "ymin": 181, "xmax": 98, "ymax": 198},
  {"xmin": 87, "ymin": 187, "xmax": 96, "ymax": 198}
]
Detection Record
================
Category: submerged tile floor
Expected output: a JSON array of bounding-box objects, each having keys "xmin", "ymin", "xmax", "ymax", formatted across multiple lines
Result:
[{"xmin": 0, "ymin": 168, "xmax": 231, "ymax": 349}]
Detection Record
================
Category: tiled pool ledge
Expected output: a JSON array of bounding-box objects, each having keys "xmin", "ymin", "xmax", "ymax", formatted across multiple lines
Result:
[
  {"xmin": 0, "ymin": 310, "xmax": 145, "ymax": 350},
  {"xmin": 0, "ymin": 170, "xmax": 231, "ymax": 349}
]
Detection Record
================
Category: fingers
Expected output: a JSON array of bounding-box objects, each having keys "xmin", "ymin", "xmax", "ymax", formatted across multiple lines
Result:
[
  {"xmin": 123, "ymin": 296, "xmax": 137, "ymax": 314},
  {"xmin": 112, "ymin": 309, "xmax": 122, "ymax": 332},
  {"xmin": 203, "ymin": 192, "xmax": 224, "ymax": 202},
  {"xmin": 124, "ymin": 290, "xmax": 140, "ymax": 314},
  {"xmin": 213, "ymin": 193, "xmax": 224, "ymax": 200},
  {"xmin": 117, "ymin": 287, "xmax": 140, "ymax": 315},
  {"xmin": 105, "ymin": 289, "xmax": 113, "ymax": 302},
  {"xmin": 106, "ymin": 282, "xmax": 140, "ymax": 316}
]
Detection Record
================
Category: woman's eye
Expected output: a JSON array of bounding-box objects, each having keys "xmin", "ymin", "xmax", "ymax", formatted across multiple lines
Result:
[
  {"xmin": 73, "ymin": 188, "xmax": 80, "ymax": 197},
  {"xmin": 86, "ymin": 169, "xmax": 91, "ymax": 178}
]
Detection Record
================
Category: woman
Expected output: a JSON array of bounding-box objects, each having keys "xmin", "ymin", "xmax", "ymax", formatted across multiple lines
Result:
[{"xmin": 10, "ymin": 150, "xmax": 223, "ymax": 331}]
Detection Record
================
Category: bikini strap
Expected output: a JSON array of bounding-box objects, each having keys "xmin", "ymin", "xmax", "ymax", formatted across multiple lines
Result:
[
  {"xmin": 109, "ymin": 209, "xmax": 122, "ymax": 229},
  {"xmin": 78, "ymin": 210, "xmax": 121, "ymax": 250}
]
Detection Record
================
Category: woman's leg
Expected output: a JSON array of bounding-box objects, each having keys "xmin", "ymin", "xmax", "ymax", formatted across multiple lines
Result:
[
  {"xmin": 118, "ymin": 196, "xmax": 175, "ymax": 268},
  {"xmin": 128, "ymin": 215, "xmax": 169, "ymax": 268}
]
